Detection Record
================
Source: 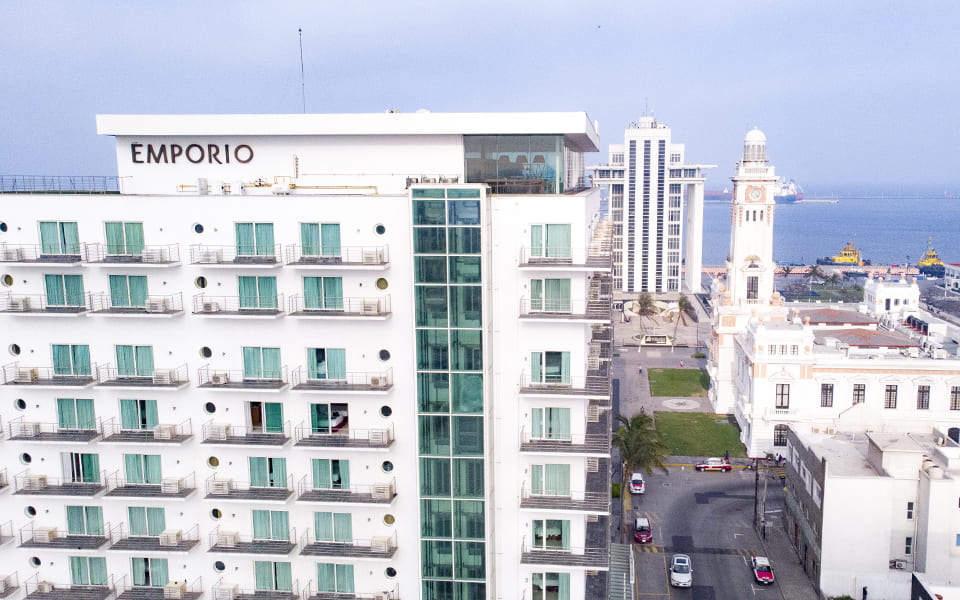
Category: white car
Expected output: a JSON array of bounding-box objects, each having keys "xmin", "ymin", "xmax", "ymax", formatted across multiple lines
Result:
[
  {"xmin": 629, "ymin": 472, "xmax": 645, "ymax": 494},
  {"xmin": 669, "ymin": 554, "xmax": 693, "ymax": 588}
]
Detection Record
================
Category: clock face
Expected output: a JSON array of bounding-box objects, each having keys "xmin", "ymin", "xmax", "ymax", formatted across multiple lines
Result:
[{"xmin": 748, "ymin": 187, "xmax": 763, "ymax": 202}]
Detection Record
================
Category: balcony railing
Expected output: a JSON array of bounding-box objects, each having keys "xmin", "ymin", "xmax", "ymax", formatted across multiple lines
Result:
[
  {"xmin": 213, "ymin": 580, "xmax": 298, "ymax": 600},
  {"xmin": 519, "ymin": 427, "xmax": 609, "ymax": 454},
  {"xmin": 204, "ymin": 475, "xmax": 295, "ymax": 501},
  {"xmin": 293, "ymin": 423, "xmax": 394, "ymax": 449},
  {"xmin": 288, "ymin": 295, "xmax": 391, "ymax": 317},
  {"xmin": 519, "ymin": 371, "xmax": 610, "ymax": 397},
  {"xmin": 520, "ymin": 539, "xmax": 608, "ymax": 568},
  {"xmin": 99, "ymin": 418, "xmax": 193, "ymax": 443},
  {"xmin": 0, "ymin": 468, "xmax": 8, "ymax": 490},
  {"xmin": 116, "ymin": 575, "xmax": 203, "ymax": 600},
  {"xmin": 518, "ymin": 246, "xmax": 611, "ymax": 269},
  {"xmin": 104, "ymin": 470, "xmax": 197, "ymax": 499},
  {"xmin": 18, "ymin": 521, "xmax": 110, "ymax": 550},
  {"xmin": 24, "ymin": 573, "xmax": 115, "ymax": 600},
  {"xmin": 7, "ymin": 419, "xmax": 100, "ymax": 443},
  {"xmin": 300, "ymin": 581, "xmax": 398, "ymax": 600},
  {"xmin": 299, "ymin": 529, "xmax": 397, "ymax": 559},
  {"xmin": 88, "ymin": 292, "xmax": 184, "ymax": 316},
  {"xmin": 0, "ymin": 571, "xmax": 19, "ymax": 599},
  {"xmin": 83, "ymin": 243, "xmax": 180, "ymax": 266},
  {"xmin": 197, "ymin": 366, "xmax": 289, "ymax": 390},
  {"xmin": 201, "ymin": 421, "xmax": 291, "ymax": 446},
  {"xmin": 0, "ymin": 243, "xmax": 82, "ymax": 264},
  {"xmin": 0, "ymin": 293, "xmax": 87, "ymax": 315},
  {"xmin": 519, "ymin": 482, "xmax": 609, "ymax": 513},
  {"xmin": 518, "ymin": 298, "xmax": 610, "ymax": 320},
  {"xmin": 13, "ymin": 470, "xmax": 106, "ymax": 496},
  {"xmin": 207, "ymin": 526, "xmax": 297, "ymax": 555},
  {"xmin": 192, "ymin": 295, "xmax": 284, "ymax": 316},
  {"xmin": 285, "ymin": 245, "xmax": 389, "ymax": 267},
  {"xmin": 1, "ymin": 363, "xmax": 98, "ymax": 387},
  {"xmin": 290, "ymin": 368, "xmax": 393, "ymax": 392},
  {"xmin": 189, "ymin": 244, "xmax": 281, "ymax": 266},
  {"xmin": 108, "ymin": 522, "xmax": 201, "ymax": 553},
  {"xmin": 0, "ymin": 521, "xmax": 13, "ymax": 545},
  {"xmin": 96, "ymin": 363, "xmax": 189, "ymax": 388},
  {"xmin": 296, "ymin": 476, "xmax": 396, "ymax": 504}
]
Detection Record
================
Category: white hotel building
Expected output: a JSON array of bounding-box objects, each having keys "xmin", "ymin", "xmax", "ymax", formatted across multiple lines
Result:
[{"xmin": 0, "ymin": 112, "xmax": 613, "ymax": 600}]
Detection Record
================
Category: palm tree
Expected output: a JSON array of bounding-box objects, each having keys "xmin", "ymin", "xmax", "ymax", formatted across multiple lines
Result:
[
  {"xmin": 672, "ymin": 295, "xmax": 696, "ymax": 341},
  {"xmin": 804, "ymin": 264, "xmax": 825, "ymax": 292},
  {"xmin": 634, "ymin": 293, "xmax": 658, "ymax": 334},
  {"xmin": 826, "ymin": 272, "xmax": 842, "ymax": 288},
  {"xmin": 613, "ymin": 409, "xmax": 669, "ymax": 476}
]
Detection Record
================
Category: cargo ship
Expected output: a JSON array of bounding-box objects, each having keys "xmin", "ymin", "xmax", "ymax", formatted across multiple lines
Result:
[
  {"xmin": 774, "ymin": 178, "xmax": 803, "ymax": 203},
  {"xmin": 817, "ymin": 241, "xmax": 870, "ymax": 266},
  {"xmin": 917, "ymin": 237, "xmax": 945, "ymax": 277}
]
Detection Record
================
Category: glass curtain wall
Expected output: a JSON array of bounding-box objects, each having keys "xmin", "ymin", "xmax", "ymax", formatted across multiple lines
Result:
[
  {"xmin": 464, "ymin": 135, "xmax": 565, "ymax": 194},
  {"xmin": 413, "ymin": 187, "xmax": 486, "ymax": 600}
]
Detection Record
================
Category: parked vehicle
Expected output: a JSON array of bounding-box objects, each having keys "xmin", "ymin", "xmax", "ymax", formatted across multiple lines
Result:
[
  {"xmin": 634, "ymin": 517, "xmax": 652, "ymax": 544},
  {"xmin": 696, "ymin": 457, "xmax": 732, "ymax": 472},
  {"xmin": 629, "ymin": 472, "xmax": 645, "ymax": 494},
  {"xmin": 669, "ymin": 554, "xmax": 693, "ymax": 587},
  {"xmin": 752, "ymin": 555, "xmax": 775, "ymax": 584}
]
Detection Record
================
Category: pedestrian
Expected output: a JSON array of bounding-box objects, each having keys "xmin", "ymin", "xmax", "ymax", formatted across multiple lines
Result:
[
  {"xmin": 680, "ymin": 360, "xmax": 684, "ymax": 368},
  {"xmin": 724, "ymin": 450, "xmax": 729, "ymax": 460}
]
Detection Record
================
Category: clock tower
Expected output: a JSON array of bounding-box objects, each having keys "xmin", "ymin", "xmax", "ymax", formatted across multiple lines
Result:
[{"xmin": 725, "ymin": 128, "xmax": 778, "ymax": 306}]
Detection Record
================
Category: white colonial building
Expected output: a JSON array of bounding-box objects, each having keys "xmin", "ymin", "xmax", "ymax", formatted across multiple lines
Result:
[{"xmin": 0, "ymin": 112, "xmax": 614, "ymax": 600}]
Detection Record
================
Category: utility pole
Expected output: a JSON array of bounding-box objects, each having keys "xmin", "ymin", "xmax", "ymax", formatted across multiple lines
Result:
[{"xmin": 752, "ymin": 457, "xmax": 759, "ymax": 526}]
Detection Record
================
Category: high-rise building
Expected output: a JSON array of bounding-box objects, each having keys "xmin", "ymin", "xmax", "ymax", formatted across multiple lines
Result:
[
  {"xmin": 589, "ymin": 117, "xmax": 713, "ymax": 294},
  {"xmin": 0, "ymin": 112, "xmax": 613, "ymax": 600}
]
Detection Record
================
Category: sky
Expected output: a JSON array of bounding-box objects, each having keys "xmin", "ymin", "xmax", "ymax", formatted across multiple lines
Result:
[{"xmin": 2, "ymin": 0, "xmax": 959, "ymax": 194}]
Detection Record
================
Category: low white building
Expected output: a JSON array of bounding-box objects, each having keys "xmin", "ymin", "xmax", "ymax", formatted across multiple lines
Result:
[{"xmin": 945, "ymin": 263, "xmax": 960, "ymax": 293}]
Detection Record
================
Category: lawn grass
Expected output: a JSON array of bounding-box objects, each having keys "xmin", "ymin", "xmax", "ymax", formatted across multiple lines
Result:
[
  {"xmin": 647, "ymin": 368, "xmax": 710, "ymax": 397},
  {"xmin": 654, "ymin": 411, "xmax": 746, "ymax": 457}
]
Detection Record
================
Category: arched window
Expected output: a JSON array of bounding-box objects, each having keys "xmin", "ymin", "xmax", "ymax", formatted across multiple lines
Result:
[{"xmin": 774, "ymin": 424, "xmax": 788, "ymax": 447}]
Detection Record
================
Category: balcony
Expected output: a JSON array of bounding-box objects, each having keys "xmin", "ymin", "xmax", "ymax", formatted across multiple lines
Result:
[
  {"xmin": 207, "ymin": 526, "xmax": 297, "ymax": 555},
  {"xmin": 13, "ymin": 472, "xmax": 105, "ymax": 497},
  {"xmin": 201, "ymin": 422, "xmax": 290, "ymax": 446},
  {"xmin": 764, "ymin": 407, "xmax": 801, "ymax": 422},
  {"xmin": 1, "ymin": 363, "xmax": 97, "ymax": 388},
  {"xmin": 88, "ymin": 293, "xmax": 184, "ymax": 317},
  {"xmin": 82, "ymin": 243, "xmax": 180, "ymax": 267},
  {"xmin": 96, "ymin": 364, "xmax": 189, "ymax": 390},
  {"xmin": 519, "ymin": 483, "xmax": 608, "ymax": 513},
  {"xmin": 8, "ymin": 420, "xmax": 100, "ymax": 443},
  {"xmin": 521, "ymin": 517, "xmax": 610, "ymax": 570},
  {"xmin": 0, "ymin": 521, "xmax": 13, "ymax": 546},
  {"xmin": 518, "ymin": 246, "xmax": 612, "ymax": 271},
  {"xmin": 0, "ymin": 243, "xmax": 82, "ymax": 266},
  {"xmin": 296, "ymin": 477, "xmax": 396, "ymax": 505},
  {"xmin": 192, "ymin": 295, "xmax": 284, "ymax": 318},
  {"xmin": 0, "ymin": 572, "xmax": 19, "ymax": 599},
  {"xmin": 519, "ymin": 370, "xmax": 610, "ymax": 398},
  {"xmin": 287, "ymin": 295, "xmax": 391, "ymax": 319},
  {"xmin": 116, "ymin": 576, "xmax": 202, "ymax": 600},
  {"xmin": 285, "ymin": 245, "xmax": 389, "ymax": 269},
  {"xmin": 104, "ymin": 471, "xmax": 197, "ymax": 499},
  {"xmin": 294, "ymin": 423, "xmax": 394, "ymax": 449},
  {"xmin": 0, "ymin": 294, "xmax": 87, "ymax": 316},
  {"xmin": 189, "ymin": 244, "xmax": 281, "ymax": 267},
  {"xmin": 197, "ymin": 366, "xmax": 289, "ymax": 391},
  {"xmin": 290, "ymin": 368, "xmax": 392, "ymax": 393},
  {"xmin": 299, "ymin": 530, "xmax": 396, "ymax": 559},
  {"xmin": 204, "ymin": 476, "xmax": 295, "ymax": 502},
  {"xmin": 213, "ymin": 582, "xmax": 298, "ymax": 600},
  {"xmin": 0, "ymin": 468, "xmax": 8, "ymax": 491},
  {"xmin": 24, "ymin": 574, "xmax": 115, "ymax": 600},
  {"xmin": 300, "ymin": 582, "xmax": 398, "ymax": 600},
  {"xmin": 107, "ymin": 523, "xmax": 200, "ymax": 553},
  {"xmin": 519, "ymin": 428, "xmax": 609, "ymax": 456},
  {"xmin": 100, "ymin": 418, "xmax": 193, "ymax": 444},
  {"xmin": 18, "ymin": 522, "xmax": 109, "ymax": 551},
  {"xmin": 518, "ymin": 298, "xmax": 610, "ymax": 322}
]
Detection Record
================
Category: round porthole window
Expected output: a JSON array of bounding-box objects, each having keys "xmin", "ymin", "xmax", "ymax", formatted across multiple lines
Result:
[
  {"xmin": 15, "ymin": 398, "xmax": 26, "ymax": 410},
  {"xmin": 375, "ymin": 224, "xmax": 386, "ymax": 235},
  {"xmin": 380, "ymin": 406, "xmax": 392, "ymax": 418},
  {"xmin": 211, "ymin": 508, "xmax": 222, "ymax": 520},
  {"xmin": 200, "ymin": 346, "xmax": 213, "ymax": 358},
  {"xmin": 213, "ymin": 561, "xmax": 225, "ymax": 573},
  {"xmin": 383, "ymin": 514, "xmax": 395, "ymax": 526},
  {"xmin": 204, "ymin": 402, "xmax": 216, "ymax": 414},
  {"xmin": 25, "ymin": 506, "xmax": 37, "ymax": 517},
  {"xmin": 207, "ymin": 456, "xmax": 220, "ymax": 468},
  {"xmin": 29, "ymin": 556, "xmax": 41, "ymax": 568},
  {"xmin": 195, "ymin": 276, "xmax": 208, "ymax": 289},
  {"xmin": 9, "ymin": 343, "xmax": 21, "ymax": 356},
  {"xmin": 194, "ymin": 223, "xmax": 204, "ymax": 234},
  {"xmin": 385, "ymin": 567, "xmax": 397, "ymax": 578},
  {"xmin": 20, "ymin": 453, "xmax": 32, "ymax": 464},
  {"xmin": 381, "ymin": 460, "xmax": 394, "ymax": 473},
  {"xmin": 1, "ymin": 274, "xmax": 13, "ymax": 287},
  {"xmin": 0, "ymin": 222, "xmax": 7, "ymax": 233},
  {"xmin": 379, "ymin": 349, "xmax": 391, "ymax": 361},
  {"xmin": 376, "ymin": 278, "xmax": 389, "ymax": 290}
]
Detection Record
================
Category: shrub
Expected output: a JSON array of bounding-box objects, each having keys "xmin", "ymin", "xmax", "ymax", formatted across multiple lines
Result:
[
  {"xmin": 611, "ymin": 483, "xmax": 621, "ymax": 498},
  {"xmin": 692, "ymin": 352, "xmax": 706, "ymax": 359}
]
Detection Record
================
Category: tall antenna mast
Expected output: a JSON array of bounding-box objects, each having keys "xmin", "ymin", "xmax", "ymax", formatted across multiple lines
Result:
[{"xmin": 298, "ymin": 28, "xmax": 306, "ymax": 113}]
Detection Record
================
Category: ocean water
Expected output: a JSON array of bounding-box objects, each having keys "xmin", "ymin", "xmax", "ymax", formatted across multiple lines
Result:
[{"xmin": 701, "ymin": 197, "xmax": 960, "ymax": 266}]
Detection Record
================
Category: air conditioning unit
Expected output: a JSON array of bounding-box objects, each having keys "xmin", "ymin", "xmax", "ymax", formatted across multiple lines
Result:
[
  {"xmin": 374, "ymin": 593, "xmax": 392, "ymax": 600},
  {"xmin": 22, "ymin": 475, "xmax": 48, "ymax": 490},
  {"xmin": 33, "ymin": 526, "xmax": 57, "ymax": 543},
  {"xmin": 153, "ymin": 424, "xmax": 176, "ymax": 440},
  {"xmin": 153, "ymin": 371, "xmax": 172, "ymax": 385},
  {"xmin": 199, "ymin": 249, "xmax": 223, "ymax": 263},
  {"xmin": 15, "ymin": 422, "xmax": 40, "ymax": 437},
  {"xmin": 362, "ymin": 249, "xmax": 381, "ymax": 264},
  {"xmin": 210, "ymin": 479, "xmax": 234, "ymax": 495},
  {"xmin": 372, "ymin": 483, "xmax": 392, "ymax": 501},
  {"xmin": 209, "ymin": 424, "xmax": 231, "ymax": 440},
  {"xmin": 217, "ymin": 530, "xmax": 239, "ymax": 547},
  {"xmin": 37, "ymin": 581, "xmax": 54, "ymax": 593},
  {"xmin": 163, "ymin": 582, "xmax": 186, "ymax": 599},
  {"xmin": 369, "ymin": 377, "xmax": 382, "ymax": 388},
  {"xmin": 371, "ymin": 536, "xmax": 391, "ymax": 553},
  {"xmin": 211, "ymin": 373, "xmax": 229, "ymax": 385},
  {"xmin": 3, "ymin": 247, "xmax": 23, "ymax": 261},
  {"xmin": 587, "ymin": 458, "xmax": 600, "ymax": 472},
  {"xmin": 202, "ymin": 301, "xmax": 222, "ymax": 313},
  {"xmin": 159, "ymin": 529, "xmax": 182, "ymax": 546},
  {"xmin": 18, "ymin": 368, "xmax": 39, "ymax": 383},
  {"xmin": 893, "ymin": 559, "xmax": 907, "ymax": 570},
  {"xmin": 146, "ymin": 299, "xmax": 168, "ymax": 313},
  {"xmin": 214, "ymin": 585, "xmax": 238, "ymax": 600},
  {"xmin": 10, "ymin": 297, "xmax": 30, "ymax": 311},
  {"xmin": 161, "ymin": 479, "xmax": 184, "ymax": 495},
  {"xmin": 362, "ymin": 299, "xmax": 380, "ymax": 315},
  {"xmin": 143, "ymin": 248, "xmax": 164, "ymax": 263},
  {"xmin": 271, "ymin": 183, "xmax": 292, "ymax": 195},
  {"xmin": 825, "ymin": 427, "xmax": 837, "ymax": 434},
  {"xmin": 197, "ymin": 178, "xmax": 209, "ymax": 195}
]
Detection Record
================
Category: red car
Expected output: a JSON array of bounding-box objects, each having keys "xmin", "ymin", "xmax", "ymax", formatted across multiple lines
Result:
[
  {"xmin": 634, "ymin": 517, "xmax": 652, "ymax": 543},
  {"xmin": 752, "ymin": 556, "xmax": 775, "ymax": 584},
  {"xmin": 695, "ymin": 457, "xmax": 732, "ymax": 472}
]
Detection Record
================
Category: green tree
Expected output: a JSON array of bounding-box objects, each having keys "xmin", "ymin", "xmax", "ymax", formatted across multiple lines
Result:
[
  {"xmin": 826, "ymin": 272, "xmax": 842, "ymax": 288},
  {"xmin": 805, "ymin": 264, "xmax": 825, "ymax": 285},
  {"xmin": 613, "ymin": 409, "xmax": 669, "ymax": 476},
  {"xmin": 634, "ymin": 293, "xmax": 658, "ymax": 334},
  {"xmin": 672, "ymin": 295, "xmax": 696, "ymax": 341}
]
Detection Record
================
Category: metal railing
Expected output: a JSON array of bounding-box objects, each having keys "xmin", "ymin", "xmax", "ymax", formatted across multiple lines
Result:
[
  {"xmin": 13, "ymin": 469, "xmax": 106, "ymax": 492},
  {"xmin": 520, "ymin": 539, "xmax": 609, "ymax": 567},
  {"xmin": 0, "ymin": 520, "xmax": 12, "ymax": 540},
  {"xmin": 189, "ymin": 244, "xmax": 281, "ymax": 265},
  {"xmin": 108, "ymin": 522, "xmax": 200, "ymax": 545},
  {"xmin": 24, "ymin": 573, "xmax": 116, "ymax": 597},
  {"xmin": 8, "ymin": 419, "xmax": 99, "ymax": 439},
  {"xmin": 100, "ymin": 417, "xmax": 193, "ymax": 441},
  {"xmin": 299, "ymin": 528, "xmax": 396, "ymax": 555},
  {"xmin": 0, "ymin": 571, "xmax": 19, "ymax": 596},
  {"xmin": 96, "ymin": 363, "xmax": 189, "ymax": 386},
  {"xmin": 519, "ymin": 371, "xmax": 609, "ymax": 396},
  {"xmin": 293, "ymin": 422, "xmax": 394, "ymax": 448},
  {"xmin": 519, "ymin": 427, "xmax": 609, "ymax": 453},
  {"xmin": 192, "ymin": 294, "xmax": 284, "ymax": 315},
  {"xmin": 208, "ymin": 525, "xmax": 297, "ymax": 551},
  {"xmin": 197, "ymin": 366, "xmax": 289, "ymax": 387},
  {"xmin": 18, "ymin": 521, "xmax": 110, "ymax": 545},
  {"xmin": 117, "ymin": 575, "xmax": 202, "ymax": 598},
  {"xmin": 300, "ymin": 581, "xmax": 398, "ymax": 600},
  {"xmin": 0, "ymin": 243, "xmax": 82, "ymax": 262},
  {"xmin": 296, "ymin": 476, "xmax": 396, "ymax": 502},
  {"xmin": 89, "ymin": 292, "xmax": 184, "ymax": 314},
  {"xmin": 1, "ymin": 175, "xmax": 120, "ymax": 194},
  {"xmin": 83, "ymin": 243, "xmax": 180, "ymax": 265},
  {"xmin": 205, "ymin": 474, "xmax": 295, "ymax": 495},
  {"xmin": 519, "ymin": 482, "xmax": 608, "ymax": 512},
  {"xmin": 104, "ymin": 470, "xmax": 196, "ymax": 495},
  {"xmin": 0, "ymin": 467, "xmax": 8, "ymax": 488},
  {"xmin": 201, "ymin": 421, "xmax": 290, "ymax": 442},
  {"xmin": 212, "ymin": 579, "xmax": 298, "ymax": 599},
  {"xmin": 0, "ymin": 293, "xmax": 87, "ymax": 313},
  {"xmin": 285, "ymin": 244, "xmax": 389, "ymax": 266},
  {"xmin": 519, "ymin": 298, "xmax": 610, "ymax": 319},
  {"xmin": 290, "ymin": 367, "xmax": 392, "ymax": 391},
  {"xmin": 288, "ymin": 295, "xmax": 391, "ymax": 316},
  {"xmin": 1, "ymin": 362, "xmax": 99, "ymax": 386}
]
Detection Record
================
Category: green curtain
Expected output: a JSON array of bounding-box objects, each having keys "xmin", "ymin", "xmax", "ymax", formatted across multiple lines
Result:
[
  {"xmin": 546, "ymin": 224, "xmax": 572, "ymax": 258},
  {"xmin": 274, "ymin": 562, "xmax": 292, "ymax": 591},
  {"xmin": 558, "ymin": 573, "xmax": 571, "ymax": 600},
  {"xmin": 64, "ymin": 275, "xmax": 85, "ymax": 306},
  {"xmin": 88, "ymin": 557, "xmax": 107, "ymax": 586},
  {"xmin": 45, "ymin": 274, "xmax": 65, "ymax": 306},
  {"xmin": 531, "ymin": 464, "xmax": 543, "ymax": 495},
  {"xmin": 316, "ymin": 563, "xmax": 335, "ymax": 592},
  {"xmin": 243, "ymin": 347, "xmax": 262, "ymax": 378},
  {"xmin": 116, "ymin": 346, "xmax": 136, "ymax": 376},
  {"xmin": 252, "ymin": 510, "xmax": 272, "ymax": 539},
  {"xmin": 125, "ymin": 454, "xmax": 144, "ymax": 484},
  {"xmin": 71, "ymin": 345, "xmax": 91, "ymax": 375},
  {"xmin": 561, "ymin": 352, "xmax": 571, "ymax": 384},
  {"xmin": 147, "ymin": 507, "xmax": 165, "ymax": 536},
  {"xmin": 120, "ymin": 399, "xmax": 139, "ymax": 429},
  {"xmin": 303, "ymin": 277, "xmax": 322, "ymax": 309},
  {"xmin": 110, "ymin": 275, "xmax": 130, "ymax": 307},
  {"xmin": 76, "ymin": 399, "xmax": 95, "ymax": 429},
  {"xmin": 326, "ymin": 349, "xmax": 346, "ymax": 380},
  {"xmin": 249, "ymin": 457, "xmax": 268, "ymax": 487},
  {"xmin": 545, "ymin": 464, "xmax": 570, "ymax": 496},
  {"xmin": 323, "ymin": 277, "xmax": 343, "ymax": 310},
  {"xmin": 124, "ymin": 223, "xmax": 144, "ymax": 255},
  {"xmin": 271, "ymin": 511, "xmax": 289, "ymax": 540},
  {"xmin": 530, "ymin": 224, "xmax": 543, "ymax": 257},
  {"xmin": 301, "ymin": 223, "xmax": 320, "ymax": 256},
  {"xmin": 79, "ymin": 453, "xmax": 99, "ymax": 483},
  {"xmin": 335, "ymin": 564, "xmax": 354, "ymax": 593},
  {"xmin": 128, "ymin": 506, "xmax": 147, "ymax": 536},
  {"xmin": 262, "ymin": 348, "xmax": 281, "ymax": 379},
  {"xmin": 258, "ymin": 277, "xmax": 278, "ymax": 309},
  {"xmin": 52, "ymin": 344, "xmax": 72, "ymax": 375},
  {"xmin": 560, "ymin": 520, "xmax": 571, "ymax": 549},
  {"xmin": 105, "ymin": 222, "xmax": 125, "ymax": 254},
  {"xmin": 320, "ymin": 223, "xmax": 340, "ymax": 256},
  {"xmin": 531, "ymin": 408, "xmax": 544, "ymax": 438},
  {"xmin": 40, "ymin": 222, "xmax": 61, "ymax": 254},
  {"xmin": 314, "ymin": 512, "xmax": 333, "ymax": 541},
  {"xmin": 334, "ymin": 460, "xmax": 350, "ymax": 489},
  {"xmin": 255, "ymin": 223, "xmax": 274, "ymax": 256},
  {"xmin": 70, "ymin": 556, "xmax": 90, "ymax": 585},
  {"xmin": 531, "ymin": 279, "xmax": 543, "ymax": 311},
  {"xmin": 269, "ymin": 458, "xmax": 286, "ymax": 487},
  {"xmin": 236, "ymin": 223, "xmax": 255, "ymax": 256},
  {"xmin": 132, "ymin": 557, "xmax": 147, "ymax": 586},
  {"xmin": 308, "ymin": 348, "xmax": 326, "ymax": 379},
  {"xmin": 531, "ymin": 352, "xmax": 542, "ymax": 383},
  {"xmin": 60, "ymin": 222, "xmax": 80, "ymax": 254},
  {"xmin": 238, "ymin": 276, "xmax": 258, "ymax": 309},
  {"xmin": 151, "ymin": 558, "xmax": 168, "ymax": 586},
  {"xmin": 58, "ymin": 398, "xmax": 78, "ymax": 429},
  {"xmin": 264, "ymin": 402, "xmax": 283, "ymax": 433},
  {"xmin": 128, "ymin": 276, "xmax": 148, "ymax": 306},
  {"xmin": 134, "ymin": 346, "xmax": 154, "ymax": 376},
  {"xmin": 143, "ymin": 400, "xmax": 158, "ymax": 429},
  {"xmin": 254, "ymin": 561, "xmax": 273, "ymax": 591},
  {"xmin": 547, "ymin": 408, "xmax": 570, "ymax": 440},
  {"xmin": 143, "ymin": 455, "xmax": 162, "ymax": 484},
  {"xmin": 545, "ymin": 279, "xmax": 571, "ymax": 312},
  {"xmin": 312, "ymin": 459, "xmax": 331, "ymax": 489},
  {"xmin": 333, "ymin": 513, "xmax": 352, "ymax": 542},
  {"xmin": 310, "ymin": 404, "xmax": 330, "ymax": 434},
  {"xmin": 66, "ymin": 505, "xmax": 86, "ymax": 534},
  {"xmin": 85, "ymin": 506, "xmax": 103, "ymax": 535}
]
